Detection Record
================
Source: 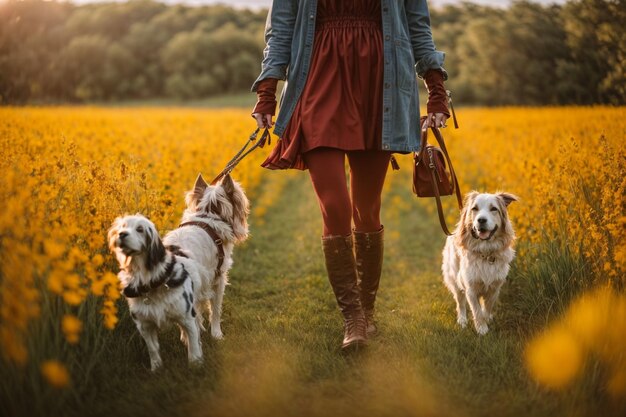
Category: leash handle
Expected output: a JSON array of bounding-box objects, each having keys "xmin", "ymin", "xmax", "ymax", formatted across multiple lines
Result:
[
  {"xmin": 446, "ymin": 90, "xmax": 459, "ymax": 129},
  {"xmin": 210, "ymin": 127, "xmax": 271, "ymax": 185}
]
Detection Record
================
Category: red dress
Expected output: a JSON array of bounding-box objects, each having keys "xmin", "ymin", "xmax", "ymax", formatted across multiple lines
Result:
[{"xmin": 261, "ymin": 0, "xmax": 384, "ymax": 170}]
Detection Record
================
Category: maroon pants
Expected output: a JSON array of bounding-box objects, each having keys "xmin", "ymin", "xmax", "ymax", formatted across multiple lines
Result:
[{"xmin": 302, "ymin": 148, "xmax": 391, "ymax": 237}]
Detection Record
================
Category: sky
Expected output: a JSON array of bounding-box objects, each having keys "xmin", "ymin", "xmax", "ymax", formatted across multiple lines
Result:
[{"xmin": 67, "ymin": 0, "xmax": 570, "ymax": 9}]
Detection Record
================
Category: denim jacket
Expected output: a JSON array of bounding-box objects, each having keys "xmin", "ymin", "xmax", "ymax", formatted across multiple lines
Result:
[{"xmin": 251, "ymin": 0, "xmax": 446, "ymax": 153}]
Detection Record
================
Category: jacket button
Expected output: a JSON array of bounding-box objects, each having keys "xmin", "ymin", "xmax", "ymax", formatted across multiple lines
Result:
[
  {"xmin": 384, "ymin": 83, "xmax": 390, "ymax": 89},
  {"xmin": 309, "ymin": 14, "xmax": 314, "ymax": 19},
  {"xmin": 385, "ymin": 35, "xmax": 390, "ymax": 41},
  {"xmin": 383, "ymin": 144, "xmax": 390, "ymax": 150}
]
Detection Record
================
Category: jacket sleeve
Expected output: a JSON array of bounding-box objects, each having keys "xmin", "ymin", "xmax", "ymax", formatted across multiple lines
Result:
[
  {"xmin": 251, "ymin": 1, "xmax": 297, "ymax": 92},
  {"xmin": 405, "ymin": 0, "xmax": 447, "ymax": 80}
]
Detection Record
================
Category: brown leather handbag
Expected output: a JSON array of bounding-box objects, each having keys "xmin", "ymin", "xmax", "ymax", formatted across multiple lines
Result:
[{"xmin": 413, "ymin": 118, "xmax": 463, "ymax": 235}]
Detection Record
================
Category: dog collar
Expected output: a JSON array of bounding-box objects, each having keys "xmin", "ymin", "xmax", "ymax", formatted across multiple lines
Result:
[
  {"xmin": 199, "ymin": 211, "xmax": 232, "ymax": 229},
  {"xmin": 123, "ymin": 255, "xmax": 189, "ymax": 298},
  {"xmin": 471, "ymin": 224, "xmax": 498, "ymax": 241},
  {"xmin": 480, "ymin": 253, "xmax": 497, "ymax": 264}
]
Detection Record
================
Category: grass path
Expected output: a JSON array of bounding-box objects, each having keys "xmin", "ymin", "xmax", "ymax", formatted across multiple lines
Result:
[{"xmin": 84, "ymin": 170, "xmax": 575, "ymax": 417}]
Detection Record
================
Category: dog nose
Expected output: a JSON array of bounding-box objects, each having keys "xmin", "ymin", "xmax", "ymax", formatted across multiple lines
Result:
[
  {"xmin": 119, "ymin": 231, "xmax": 129, "ymax": 239},
  {"xmin": 477, "ymin": 218, "xmax": 487, "ymax": 224}
]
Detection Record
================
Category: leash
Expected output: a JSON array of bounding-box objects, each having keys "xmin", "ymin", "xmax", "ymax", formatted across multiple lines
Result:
[{"xmin": 209, "ymin": 127, "xmax": 271, "ymax": 185}]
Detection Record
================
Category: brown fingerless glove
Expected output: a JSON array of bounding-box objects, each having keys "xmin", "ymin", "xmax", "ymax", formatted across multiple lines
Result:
[
  {"xmin": 423, "ymin": 69, "xmax": 450, "ymax": 117},
  {"xmin": 252, "ymin": 78, "xmax": 278, "ymax": 116}
]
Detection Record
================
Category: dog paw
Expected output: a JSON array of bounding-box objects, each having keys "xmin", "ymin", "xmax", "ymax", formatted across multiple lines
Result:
[
  {"xmin": 211, "ymin": 329, "xmax": 224, "ymax": 340},
  {"xmin": 189, "ymin": 357, "xmax": 204, "ymax": 368},
  {"xmin": 150, "ymin": 359, "xmax": 163, "ymax": 372},
  {"xmin": 457, "ymin": 316, "xmax": 468, "ymax": 328},
  {"xmin": 485, "ymin": 313, "xmax": 494, "ymax": 324},
  {"xmin": 475, "ymin": 323, "xmax": 489, "ymax": 335}
]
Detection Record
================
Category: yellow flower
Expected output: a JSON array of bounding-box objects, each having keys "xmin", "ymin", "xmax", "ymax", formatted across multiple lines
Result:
[
  {"xmin": 526, "ymin": 287, "xmax": 626, "ymax": 397},
  {"xmin": 0, "ymin": 328, "xmax": 28, "ymax": 365},
  {"xmin": 102, "ymin": 310, "xmax": 119, "ymax": 330},
  {"xmin": 525, "ymin": 325, "xmax": 583, "ymax": 389},
  {"xmin": 62, "ymin": 290, "xmax": 85, "ymax": 306},
  {"xmin": 47, "ymin": 270, "xmax": 65, "ymax": 295},
  {"xmin": 40, "ymin": 360, "xmax": 70, "ymax": 388},
  {"xmin": 43, "ymin": 240, "xmax": 65, "ymax": 258},
  {"xmin": 61, "ymin": 315, "xmax": 82, "ymax": 344},
  {"xmin": 91, "ymin": 254, "xmax": 104, "ymax": 267}
]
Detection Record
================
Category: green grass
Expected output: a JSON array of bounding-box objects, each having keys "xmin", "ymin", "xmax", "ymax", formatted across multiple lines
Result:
[
  {"xmin": 28, "ymin": 92, "xmax": 258, "ymax": 108},
  {"xmin": 2, "ymin": 169, "xmax": 624, "ymax": 417}
]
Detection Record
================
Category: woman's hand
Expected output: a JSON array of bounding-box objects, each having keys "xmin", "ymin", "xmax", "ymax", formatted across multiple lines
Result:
[
  {"xmin": 422, "ymin": 112, "xmax": 449, "ymax": 131},
  {"xmin": 251, "ymin": 78, "xmax": 278, "ymax": 130},
  {"xmin": 252, "ymin": 113, "xmax": 274, "ymax": 129},
  {"xmin": 422, "ymin": 69, "xmax": 450, "ymax": 131}
]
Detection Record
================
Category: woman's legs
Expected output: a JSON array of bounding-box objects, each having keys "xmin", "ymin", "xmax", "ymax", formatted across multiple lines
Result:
[
  {"xmin": 302, "ymin": 148, "xmax": 391, "ymax": 235},
  {"xmin": 303, "ymin": 148, "xmax": 390, "ymax": 346},
  {"xmin": 347, "ymin": 150, "xmax": 390, "ymax": 231},
  {"xmin": 303, "ymin": 147, "xmax": 365, "ymax": 349},
  {"xmin": 347, "ymin": 150, "xmax": 390, "ymax": 335},
  {"xmin": 303, "ymin": 147, "xmax": 352, "ymax": 237}
]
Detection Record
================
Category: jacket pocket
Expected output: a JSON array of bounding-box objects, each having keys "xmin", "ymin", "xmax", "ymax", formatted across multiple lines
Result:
[{"xmin": 395, "ymin": 39, "xmax": 416, "ymax": 93}]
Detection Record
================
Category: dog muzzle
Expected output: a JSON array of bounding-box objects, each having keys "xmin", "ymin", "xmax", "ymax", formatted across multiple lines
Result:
[{"xmin": 472, "ymin": 225, "xmax": 498, "ymax": 241}]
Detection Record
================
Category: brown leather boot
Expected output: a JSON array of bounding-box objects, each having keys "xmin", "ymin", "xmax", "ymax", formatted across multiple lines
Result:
[
  {"xmin": 354, "ymin": 226, "xmax": 384, "ymax": 336},
  {"xmin": 321, "ymin": 234, "xmax": 367, "ymax": 350}
]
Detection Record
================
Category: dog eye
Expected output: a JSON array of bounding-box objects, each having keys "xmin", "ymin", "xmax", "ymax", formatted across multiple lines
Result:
[
  {"xmin": 136, "ymin": 226, "xmax": 144, "ymax": 233},
  {"xmin": 471, "ymin": 207, "xmax": 478, "ymax": 211},
  {"xmin": 490, "ymin": 207, "xmax": 498, "ymax": 212}
]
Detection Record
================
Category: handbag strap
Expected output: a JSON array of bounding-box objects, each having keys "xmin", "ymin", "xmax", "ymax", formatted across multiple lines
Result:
[
  {"xmin": 420, "ymin": 126, "xmax": 463, "ymax": 236},
  {"xmin": 430, "ymin": 127, "xmax": 463, "ymax": 210},
  {"xmin": 429, "ymin": 165, "xmax": 453, "ymax": 235}
]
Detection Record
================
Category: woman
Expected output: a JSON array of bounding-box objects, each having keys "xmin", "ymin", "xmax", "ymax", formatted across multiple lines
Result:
[{"xmin": 251, "ymin": 0, "xmax": 450, "ymax": 350}]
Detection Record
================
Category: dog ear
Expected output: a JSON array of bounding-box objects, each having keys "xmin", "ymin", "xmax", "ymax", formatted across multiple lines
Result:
[
  {"xmin": 194, "ymin": 173, "xmax": 208, "ymax": 191},
  {"xmin": 144, "ymin": 224, "xmax": 166, "ymax": 271},
  {"xmin": 220, "ymin": 173, "xmax": 235, "ymax": 197},
  {"xmin": 496, "ymin": 193, "xmax": 518, "ymax": 245},
  {"xmin": 221, "ymin": 174, "xmax": 250, "ymax": 242},
  {"xmin": 497, "ymin": 192, "xmax": 519, "ymax": 207},
  {"xmin": 107, "ymin": 217, "xmax": 122, "ymax": 252},
  {"xmin": 456, "ymin": 205, "xmax": 470, "ymax": 248},
  {"xmin": 186, "ymin": 173, "xmax": 208, "ymax": 209},
  {"xmin": 456, "ymin": 191, "xmax": 478, "ymax": 248},
  {"xmin": 463, "ymin": 191, "xmax": 479, "ymax": 208}
]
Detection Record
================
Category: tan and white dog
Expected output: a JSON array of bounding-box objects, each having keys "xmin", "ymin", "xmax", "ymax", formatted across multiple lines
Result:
[
  {"xmin": 441, "ymin": 191, "xmax": 518, "ymax": 335},
  {"xmin": 108, "ymin": 174, "xmax": 249, "ymax": 370}
]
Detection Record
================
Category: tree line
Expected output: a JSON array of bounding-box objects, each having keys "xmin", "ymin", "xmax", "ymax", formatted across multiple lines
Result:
[{"xmin": 0, "ymin": 0, "xmax": 623, "ymax": 105}]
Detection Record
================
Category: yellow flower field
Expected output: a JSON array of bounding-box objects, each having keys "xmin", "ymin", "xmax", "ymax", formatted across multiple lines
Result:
[
  {"xmin": 0, "ymin": 106, "xmax": 624, "ymax": 411},
  {"xmin": 0, "ymin": 107, "xmax": 294, "ymax": 369}
]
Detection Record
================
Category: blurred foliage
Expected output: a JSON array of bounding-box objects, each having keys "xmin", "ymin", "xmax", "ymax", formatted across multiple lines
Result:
[
  {"xmin": 0, "ymin": 0, "xmax": 624, "ymax": 104},
  {"xmin": 0, "ymin": 0, "xmax": 266, "ymax": 102},
  {"xmin": 431, "ymin": 0, "xmax": 626, "ymax": 105}
]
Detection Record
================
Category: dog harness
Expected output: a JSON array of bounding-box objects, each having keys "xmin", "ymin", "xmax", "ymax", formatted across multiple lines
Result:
[
  {"xmin": 122, "ymin": 255, "xmax": 189, "ymax": 298},
  {"xmin": 177, "ymin": 220, "xmax": 225, "ymax": 277},
  {"xmin": 122, "ymin": 218, "xmax": 227, "ymax": 299}
]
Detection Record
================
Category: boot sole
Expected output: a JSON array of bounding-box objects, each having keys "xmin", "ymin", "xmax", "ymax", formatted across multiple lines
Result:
[{"xmin": 341, "ymin": 338, "xmax": 368, "ymax": 352}]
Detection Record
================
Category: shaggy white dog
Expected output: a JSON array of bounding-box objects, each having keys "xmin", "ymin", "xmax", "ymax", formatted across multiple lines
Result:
[
  {"xmin": 441, "ymin": 191, "xmax": 518, "ymax": 335},
  {"xmin": 108, "ymin": 174, "xmax": 249, "ymax": 370}
]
